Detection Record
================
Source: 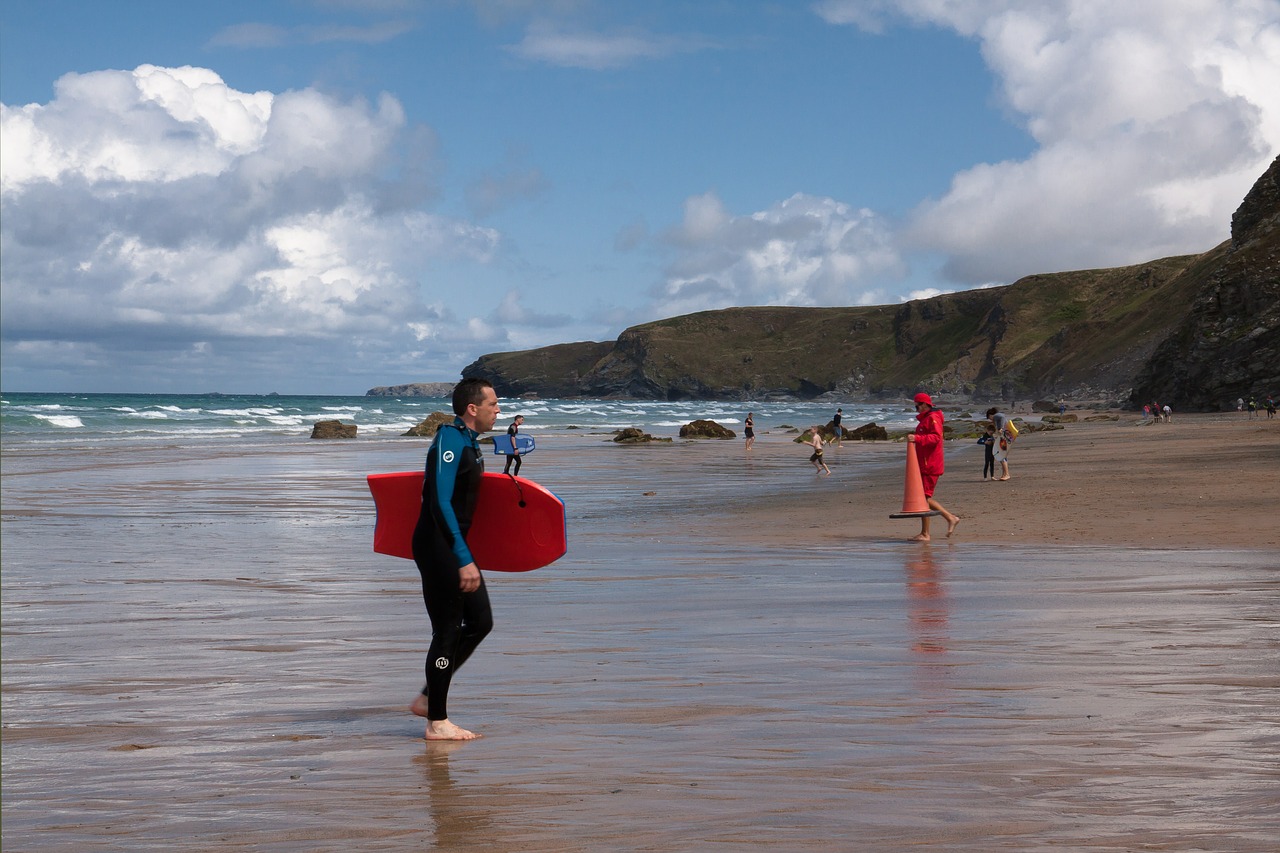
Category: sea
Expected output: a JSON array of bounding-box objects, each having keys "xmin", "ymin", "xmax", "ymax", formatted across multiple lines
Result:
[{"xmin": 0, "ymin": 391, "xmax": 917, "ymax": 448}]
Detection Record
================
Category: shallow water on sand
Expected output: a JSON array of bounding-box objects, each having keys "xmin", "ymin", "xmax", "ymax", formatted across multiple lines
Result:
[{"xmin": 2, "ymin": 436, "xmax": 1278, "ymax": 851}]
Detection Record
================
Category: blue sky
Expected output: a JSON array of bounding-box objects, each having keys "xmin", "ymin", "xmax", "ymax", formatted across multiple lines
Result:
[{"xmin": 3, "ymin": 1, "xmax": 1277, "ymax": 394}]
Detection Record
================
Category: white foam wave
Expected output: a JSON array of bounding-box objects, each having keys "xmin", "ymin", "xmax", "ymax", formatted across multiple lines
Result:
[{"xmin": 35, "ymin": 414, "xmax": 84, "ymax": 428}]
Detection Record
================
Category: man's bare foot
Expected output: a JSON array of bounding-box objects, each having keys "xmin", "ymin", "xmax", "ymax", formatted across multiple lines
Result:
[
  {"xmin": 997, "ymin": 476, "xmax": 1010, "ymax": 481},
  {"xmin": 425, "ymin": 719, "xmax": 481, "ymax": 741},
  {"xmin": 911, "ymin": 532, "xmax": 930, "ymax": 541},
  {"xmin": 409, "ymin": 694, "xmax": 429, "ymax": 718},
  {"xmin": 946, "ymin": 517, "xmax": 960, "ymax": 538}
]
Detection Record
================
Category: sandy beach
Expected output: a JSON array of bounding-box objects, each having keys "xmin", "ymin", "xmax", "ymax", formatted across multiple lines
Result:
[
  {"xmin": 2, "ymin": 412, "xmax": 1278, "ymax": 851},
  {"xmin": 712, "ymin": 410, "xmax": 1280, "ymax": 550}
]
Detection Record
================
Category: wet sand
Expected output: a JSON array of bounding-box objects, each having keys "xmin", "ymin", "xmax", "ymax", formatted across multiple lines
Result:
[{"xmin": 2, "ymin": 415, "xmax": 1278, "ymax": 851}]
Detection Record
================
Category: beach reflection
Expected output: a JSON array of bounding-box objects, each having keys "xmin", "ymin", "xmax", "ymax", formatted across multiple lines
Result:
[
  {"xmin": 905, "ymin": 548, "xmax": 951, "ymax": 701},
  {"xmin": 413, "ymin": 740, "xmax": 498, "ymax": 850}
]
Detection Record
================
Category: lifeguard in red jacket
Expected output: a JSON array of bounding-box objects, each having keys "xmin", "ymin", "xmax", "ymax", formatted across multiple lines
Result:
[{"xmin": 911, "ymin": 392, "xmax": 960, "ymax": 541}]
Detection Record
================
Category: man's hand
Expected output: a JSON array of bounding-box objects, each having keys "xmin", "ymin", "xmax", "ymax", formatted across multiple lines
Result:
[{"xmin": 459, "ymin": 562, "xmax": 481, "ymax": 593}]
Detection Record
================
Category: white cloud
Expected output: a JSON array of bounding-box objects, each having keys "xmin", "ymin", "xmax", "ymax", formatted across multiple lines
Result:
[
  {"xmin": 652, "ymin": 191, "xmax": 905, "ymax": 317},
  {"xmin": 818, "ymin": 0, "xmax": 1280, "ymax": 283},
  {"xmin": 0, "ymin": 65, "xmax": 501, "ymax": 391},
  {"xmin": 509, "ymin": 21, "xmax": 713, "ymax": 69}
]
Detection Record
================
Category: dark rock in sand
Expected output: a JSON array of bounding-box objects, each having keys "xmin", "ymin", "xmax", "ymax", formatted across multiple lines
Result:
[
  {"xmin": 403, "ymin": 412, "xmax": 453, "ymax": 437},
  {"xmin": 846, "ymin": 422, "xmax": 889, "ymax": 441},
  {"xmin": 311, "ymin": 420, "xmax": 357, "ymax": 439},
  {"xmin": 613, "ymin": 427, "xmax": 670, "ymax": 444},
  {"xmin": 679, "ymin": 419, "xmax": 736, "ymax": 439}
]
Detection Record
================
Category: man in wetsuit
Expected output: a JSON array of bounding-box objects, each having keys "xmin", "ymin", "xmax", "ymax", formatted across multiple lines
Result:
[
  {"xmin": 409, "ymin": 378, "xmax": 501, "ymax": 741},
  {"xmin": 503, "ymin": 414, "xmax": 525, "ymax": 475}
]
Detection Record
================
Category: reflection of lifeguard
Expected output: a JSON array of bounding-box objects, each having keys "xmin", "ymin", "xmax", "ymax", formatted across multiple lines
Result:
[{"xmin": 906, "ymin": 550, "xmax": 949, "ymax": 656}]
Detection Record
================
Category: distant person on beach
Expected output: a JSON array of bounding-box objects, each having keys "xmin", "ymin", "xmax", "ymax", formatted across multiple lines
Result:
[
  {"xmin": 1248, "ymin": 396, "xmax": 1258, "ymax": 418},
  {"xmin": 1163, "ymin": 404, "xmax": 1172, "ymax": 422},
  {"xmin": 831, "ymin": 408, "xmax": 843, "ymax": 447},
  {"xmin": 1267, "ymin": 396, "xmax": 1276, "ymax": 419},
  {"xmin": 912, "ymin": 393, "xmax": 960, "ymax": 541},
  {"xmin": 808, "ymin": 426, "xmax": 831, "ymax": 475},
  {"xmin": 410, "ymin": 378, "xmax": 501, "ymax": 741},
  {"xmin": 744, "ymin": 412, "xmax": 755, "ymax": 450},
  {"xmin": 503, "ymin": 414, "xmax": 525, "ymax": 475},
  {"xmin": 979, "ymin": 425, "xmax": 996, "ymax": 480},
  {"xmin": 1238, "ymin": 397, "xmax": 1245, "ymax": 416},
  {"xmin": 985, "ymin": 406, "xmax": 1013, "ymax": 481}
]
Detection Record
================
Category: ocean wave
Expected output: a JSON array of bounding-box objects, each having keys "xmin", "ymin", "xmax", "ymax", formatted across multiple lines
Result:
[{"xmin": 34, "ymin": 414, "xmax": 84, "ymax": 428}]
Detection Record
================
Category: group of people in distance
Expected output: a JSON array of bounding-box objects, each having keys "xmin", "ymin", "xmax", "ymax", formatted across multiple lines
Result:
[
  {"xmin": 1237, "ymin": 395, "xmax": 1276, "ymax": 418},
  {"xmin": 407, "ymin": 380, "xmax": 1020, "ymax": 741},
  {"xmin": 1142, "ymin": 401, "xmax": 1173, "ymax": 423}
]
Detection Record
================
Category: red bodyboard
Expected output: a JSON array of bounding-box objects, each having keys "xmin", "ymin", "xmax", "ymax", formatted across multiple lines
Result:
[{"xmin": 366, "ymin": 471, "xmax": 566, "ymax": 572}]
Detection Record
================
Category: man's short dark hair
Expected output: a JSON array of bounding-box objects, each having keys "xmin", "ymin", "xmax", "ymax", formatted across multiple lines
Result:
[{"xmin": 452, "ymin": 378, "xmax": 493, "ymax": 416}]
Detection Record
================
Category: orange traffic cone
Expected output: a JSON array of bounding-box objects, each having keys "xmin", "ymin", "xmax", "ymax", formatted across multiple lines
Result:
[{"xmin": 890, "ymin": 435, "xmax": 941, "ymax": 519}]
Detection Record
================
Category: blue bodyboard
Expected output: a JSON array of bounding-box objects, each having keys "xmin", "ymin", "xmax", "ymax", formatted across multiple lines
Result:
[{"xmin": 492, "ymin": 433, "xmax": 536, "ymax": 456}]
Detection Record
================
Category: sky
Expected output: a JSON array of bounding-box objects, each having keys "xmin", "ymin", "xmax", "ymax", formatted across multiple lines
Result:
[{"xmin": 2, "ymin": 1, "xmax": 1277, "ymax": 395}]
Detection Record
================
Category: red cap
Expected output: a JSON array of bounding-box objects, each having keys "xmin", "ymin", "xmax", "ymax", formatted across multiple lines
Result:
[{"xmin": 913, "ymin": 392, "xmax": 933, "ymax": 406}]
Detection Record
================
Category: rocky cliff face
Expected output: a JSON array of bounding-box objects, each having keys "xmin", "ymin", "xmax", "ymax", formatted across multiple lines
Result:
[
  {"xmin": 457, "ymin": 157, "xmax": 1278, "ymax": 409},
  {"xmin": 1131, "ymin": 155, "xmax": 1280, "ymax": 409}
]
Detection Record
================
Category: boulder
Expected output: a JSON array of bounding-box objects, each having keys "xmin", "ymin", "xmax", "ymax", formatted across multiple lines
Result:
[
  {"xmin": 403, "ymin": 411, "xmax": 454, "ymax": 437},
  {"xmin": 613, "ymin": 427, "xmax": 670, "ymax": 444},
  {"xmin": 1041, "ymin": 413, "xmax": 1079, "ymax": 423},
  {"xmin": 1017, "ymin": 421, "xmax": 1064, "ymax": 434},
  {"xmin": 679, "ymin": 419, "xmax": 736, "ymax": 439},
  {"xmin": 311, "ymin": 420, "xmax": 357, "ymax": 439},
  {"xmin": 846, "ymin": 421, "xmax": 889, "ymax": 441}
]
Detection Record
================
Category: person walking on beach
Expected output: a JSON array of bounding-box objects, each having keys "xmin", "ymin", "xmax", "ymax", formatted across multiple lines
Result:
[
  {"xmin": 744, "ymin": 412, "xmax": 755, "ymax": 450},
  {"xmin": 409, "ymin": 378, "xmax": 501, "ymax": 741},
  {"xmin": 1267, "ymin": 396, "xmax": 1276, "ymax": 419},
  {"xmin": 985, "ymin": 406, "xmax": 1013, "ymax": 481},
  {"xmin": 808, "ymin": 426, "xmax": 831, "ymax": 475},
  {"xmin": 503, "ymin": 414, "xmax": 524, "ymax": 475},
  {"xmin": 831, "ymin": 407, "xmax": 843, "ymax": 447},
  {"xmin": 912, "ymin": 393, "xmax": 960, "ymax": 541},
  {"xmin": 979, "ymin": 425, "xmax": 996, "ymax": 480}
]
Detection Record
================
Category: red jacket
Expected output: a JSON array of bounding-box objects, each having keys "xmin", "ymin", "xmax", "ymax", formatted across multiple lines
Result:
[{"xmin": 914, "ymin": 407, "xmax": 945, "ymax": 476}]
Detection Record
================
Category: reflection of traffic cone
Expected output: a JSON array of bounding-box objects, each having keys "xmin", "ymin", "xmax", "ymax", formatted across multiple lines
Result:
[{"xmin": 890, "ymin": 435, "xmax": 941, "ymax": 519}]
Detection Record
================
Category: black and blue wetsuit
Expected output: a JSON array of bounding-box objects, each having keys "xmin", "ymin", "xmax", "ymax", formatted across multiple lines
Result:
[
  {"xmin": 411, "ymin": 417, "xmax": 493, "ymax": 722},
  {"xmin": 503, "ymin": 422, "xmax": 521, "ymax": 475}
]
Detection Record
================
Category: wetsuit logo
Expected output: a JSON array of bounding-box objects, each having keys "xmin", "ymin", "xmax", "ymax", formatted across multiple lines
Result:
[
  {"xmin": 442, "ymin": 450, "xmax": 455, "ymax": 463},
  {"xmin": 434, "ymin": 657, "xmax": 450, "ymax": 670}
]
